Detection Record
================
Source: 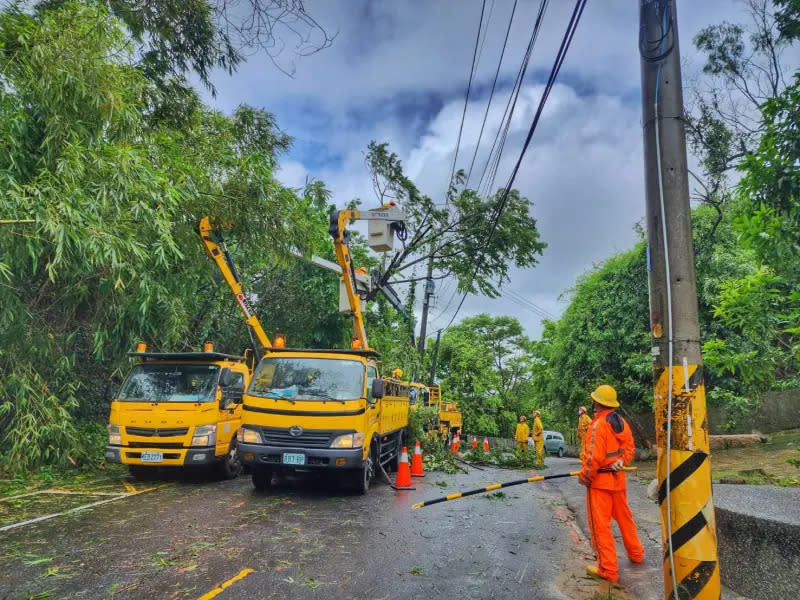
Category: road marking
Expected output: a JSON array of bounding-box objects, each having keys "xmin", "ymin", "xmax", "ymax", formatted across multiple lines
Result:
[{"xmin": 196, "ymin": 568, "xmax": 255, "ymax": 600}]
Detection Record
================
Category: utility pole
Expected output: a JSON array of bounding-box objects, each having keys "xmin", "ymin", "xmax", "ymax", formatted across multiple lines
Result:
[
  {"xmin": 639, "ymin": 2, "xmax": 720, "ymax": 599},
  {"xmin": 417, "ymin": 253, "xmax": 435, "ymax": 355},
  {"xmin": 428, "ymin": 329, "xmax": 442, "ymax": 385}
]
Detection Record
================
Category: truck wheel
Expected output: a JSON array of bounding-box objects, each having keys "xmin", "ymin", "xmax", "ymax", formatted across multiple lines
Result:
[
  {"xmin": 353, "ymin": 455, "xmax": 373, "ymax": 495},
  {"xmin": 128, "ymin": 465, "xmax": 154, "ymax": 480},
  {"xmin": 252, "ymin": 468, "xmax": 272, "ymax": 491},
  {"xmin": 218, "ymin": 439, "xmax": 242, "ymax": 480}
]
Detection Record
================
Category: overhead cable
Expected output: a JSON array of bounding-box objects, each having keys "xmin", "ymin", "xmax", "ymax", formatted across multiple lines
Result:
[
  {"xmin": 445, "ymin": 0, "xmax": 488, "ymax": 205},
  {"xmin": 465, "ymin": 0, "xmax": 519, "ymax": 187},
  {"xmin": 444, "ymin": 0, "xmax": 588, "ymax": 331}
]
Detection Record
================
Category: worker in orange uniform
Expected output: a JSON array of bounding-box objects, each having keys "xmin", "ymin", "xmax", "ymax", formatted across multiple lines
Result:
[
  {"xmin": 531, "ymin": 410, "xmax": 544, "ymax": 462},
  {"xmin": 579, "ymin": 385, "xmax": 644, "ymax": 583},
  {"xmin": 577, "ymin": 406, "xmax": 592, "ymax": 462},
  {"xmin": 514, "ymin": 415, "xmax": 530, "ymax": 453}
]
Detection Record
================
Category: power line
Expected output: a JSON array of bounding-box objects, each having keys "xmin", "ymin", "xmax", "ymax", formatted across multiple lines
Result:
[
  {"xmin": 505, "ymin": 288, "xmax": 556, "ymax": 319},
  {"xmin": 465, "ymin": 0, "xmax": 519, "ymax": 187},
  {"xmin": 446, "ymin": 0, "xmax": 488, "ymax": 204},
  {"xmin": 477, "ymin": 0, "xmax": 549, "ymax": 199},
  {"xmin": 444, "ymin": 0, "xmax": 588, "ymax": 331}
]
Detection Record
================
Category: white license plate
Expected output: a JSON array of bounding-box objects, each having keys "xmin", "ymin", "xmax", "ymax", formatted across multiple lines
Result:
[
  {"xmin": 141, "ymin": 451, "xmax": 163, "ymax": 463},
  {"xmin": 282, "ymin": 453, "xmax": 305, "ymax": 466}
]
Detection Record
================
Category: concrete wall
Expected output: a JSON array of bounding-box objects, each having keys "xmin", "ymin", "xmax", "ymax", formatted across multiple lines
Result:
[
  {"xmin": 716, "ymin": 506, "xmax": 800, "ymax": 600},
  {"xmin": 624, "ymin": 388, "xmax": 800, "ymax": 446},
  {"xmin": 708, "ymin": 388, "xmax": 800, "ymax": 434}
]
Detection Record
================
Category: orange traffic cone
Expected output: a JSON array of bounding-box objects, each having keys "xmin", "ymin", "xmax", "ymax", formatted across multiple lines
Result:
[
  {"xmin": 483, "ymin": 436, "xmax": 490, "ymax": 452},
  {"xmin": 471, "ymin": 436, "xmax": 478, "ymax": 450},
  {"xmin": 410, "ymin": 440, "xmax": 425, "ymax": 477},
  {"xmin": 392, "ymin": 446, "xmax": 415, "ymax": 490}
]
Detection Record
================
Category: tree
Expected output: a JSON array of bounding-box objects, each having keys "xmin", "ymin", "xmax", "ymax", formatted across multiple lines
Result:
[
  {"xmin": 436, "ymin": 315, "xmax": 536, "ymax": 437},
  {"xmin": 687, "ymin": 0, "xmax": 795, "ymax": 237},
  {"xmin": 0, "ymin": 2, "xmax": 328, "ymax": 470},
  {"xmin": 361, "ymin": 142, "xmax": 547, "ymax": 300}
]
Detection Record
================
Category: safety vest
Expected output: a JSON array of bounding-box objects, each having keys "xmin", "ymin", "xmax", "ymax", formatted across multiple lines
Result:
[{"xmin": 579, "ymin": 409, "xmax": 634, "ymax": 491}]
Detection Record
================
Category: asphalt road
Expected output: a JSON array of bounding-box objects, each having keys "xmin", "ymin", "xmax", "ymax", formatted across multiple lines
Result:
[{"xmin": 1, "ymin": 458, "xmax": 642, "ymax": 600}]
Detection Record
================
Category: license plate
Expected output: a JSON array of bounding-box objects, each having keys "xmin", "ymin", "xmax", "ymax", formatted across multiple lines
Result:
[
  {"xmin": 141, "ymin": 451, "xmax": 163, "ymax": 463},
  {"xmin": 282, "ymin": 453, "xmax": 305, "ymax": 466}
]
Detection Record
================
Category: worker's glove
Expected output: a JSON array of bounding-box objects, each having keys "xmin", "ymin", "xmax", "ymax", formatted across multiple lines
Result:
[{"xmin": 610, "ymin": 458, "xmax": 625, "ymax": 472}]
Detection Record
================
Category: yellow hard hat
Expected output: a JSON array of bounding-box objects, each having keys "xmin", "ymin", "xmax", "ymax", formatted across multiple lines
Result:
[
  {"xmin": 578, "ymin": 406, "xmax": 587, "ymax": 414},
  {"xmin": 591, "ymin": 385, "xmax": 619, "ymax": 408}
]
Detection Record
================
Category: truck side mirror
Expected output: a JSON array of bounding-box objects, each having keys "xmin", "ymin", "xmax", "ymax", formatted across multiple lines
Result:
[
  {"xmin": 371, "ymin": 379, "xmax": 384, "ymax": 401},
  {"xmin": 219, "ymin": 367, "xmax": 233, "ymax": 387}
]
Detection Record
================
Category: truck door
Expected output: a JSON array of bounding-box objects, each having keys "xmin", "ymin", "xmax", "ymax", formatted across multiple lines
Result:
[
  {"xmin": 217, "ymin": 370, "xmax": 245, "ymax": 456},
  {"xmin": 366, "ymin": 366, "xmax": 380, "ymax": 431}
]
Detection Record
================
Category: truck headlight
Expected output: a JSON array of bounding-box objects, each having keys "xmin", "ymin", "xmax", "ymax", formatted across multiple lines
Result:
[
  {"xmin": 330, "ymin": 432, "xmax": 364, "ymax": 449},
  {"xmin": 107, "ymin": 424, "xmax": 121, "ymax": 446},
  {"xmin": 191, "ymin": 425, "xmax": 217, "ymax": 447},
  {"xmin": 237, "ymin": 427, "xmax": 263, "ymax": 444}
]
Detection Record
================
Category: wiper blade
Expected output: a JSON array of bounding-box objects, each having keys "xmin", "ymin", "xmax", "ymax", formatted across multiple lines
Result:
[{"xmin": 302, "ymin": 389, "xmax": 345, "ymax": 404}]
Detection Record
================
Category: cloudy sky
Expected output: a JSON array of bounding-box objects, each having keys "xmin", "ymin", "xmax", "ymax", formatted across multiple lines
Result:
[{"xmin": 206, "ymin": 0, "xmax": 770, "ymax": 340}]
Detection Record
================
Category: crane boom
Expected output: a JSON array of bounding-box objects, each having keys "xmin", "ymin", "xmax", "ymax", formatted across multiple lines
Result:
[
  {"xmin": 197, "ymin": 216, "xmax": 271, "ymax": 350},
  {"xmin": 328, "ymin": 205, "xmax": 406, "ymax": 351}
]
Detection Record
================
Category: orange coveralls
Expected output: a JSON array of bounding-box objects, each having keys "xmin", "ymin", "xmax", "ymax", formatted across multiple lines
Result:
[
  {"xmin": 577, "ymin": 412, "xmax": 592, "ymax": 461},
  {"xmin": 578, "ymin": 408, "xmax": 644, "ymax": 582}
]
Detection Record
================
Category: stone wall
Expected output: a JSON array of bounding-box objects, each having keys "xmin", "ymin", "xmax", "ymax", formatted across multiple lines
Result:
[{"xmin": 624, "ymin": 388, "xmax": 800, "ymax": 446}]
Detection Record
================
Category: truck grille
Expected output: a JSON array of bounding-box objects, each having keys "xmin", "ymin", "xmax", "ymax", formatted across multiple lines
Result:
[
  {"xmin": 126, "ymin": 427, "xmax": 189, "ymax": 437},
  {"xmin": 259, "ymin": 427, "xmax": 333, "ymax": 448},
  {"xmin": 128, "ymin": 442, "xmax": 185, "ymax": 449}
]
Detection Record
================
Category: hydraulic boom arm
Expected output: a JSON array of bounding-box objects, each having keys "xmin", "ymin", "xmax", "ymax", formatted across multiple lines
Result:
[
  {"xmin": 198, "ymin": 216, "xmax": 271, "ymax": 350},
  {"xmin": 328, "ymin": 205, "xmax": 405, "ymax": 351}
]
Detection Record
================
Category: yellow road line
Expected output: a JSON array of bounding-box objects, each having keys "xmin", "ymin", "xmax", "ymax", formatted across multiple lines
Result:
[{"xmin": 196, "ymin": 569, "xmax": 255, "ymax": 600}]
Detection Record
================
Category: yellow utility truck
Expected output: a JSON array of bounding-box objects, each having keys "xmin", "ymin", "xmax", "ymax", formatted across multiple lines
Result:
[
  {"xmin": 409, "ymin": 382, "xmax": 462, "ymax": 445},
  {"xmin": 105, "ymin": 343, "xmax": 251, "ymax": 479},
  {"xmin": 201, "ymin": 207, "xmax": 412, "ymax": 493}
]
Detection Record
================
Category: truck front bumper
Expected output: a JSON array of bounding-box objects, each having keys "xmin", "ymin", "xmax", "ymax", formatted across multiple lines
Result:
[
  {"xmin": 106, "ymin": 446, "xmax": 217, "ymax": 466},
  {"xmin": 239, "ymin": 443, "xmax": 363, "ymax": 471}
]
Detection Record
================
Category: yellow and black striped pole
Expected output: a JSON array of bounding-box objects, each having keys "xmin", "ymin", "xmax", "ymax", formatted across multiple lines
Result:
[
  {"xmin": 411, "ymin": 467, "xmax": 635, "ymax": 510},
  {"xmin": 640, "ymin": 1, "xmax": 720, "ymax": 598}
]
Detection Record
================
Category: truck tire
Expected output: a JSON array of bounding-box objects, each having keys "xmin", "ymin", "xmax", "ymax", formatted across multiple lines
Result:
[
  {"xmin": 352, "ymin": 455, "xmax": 373, "ymax": 495},
  {"xmin": 218, "ymin": 438, "xmax": 242, "ymax": 480},
  {"xmin": 252, "ymin": 468, "xmax": 273, "ymax": 491}
]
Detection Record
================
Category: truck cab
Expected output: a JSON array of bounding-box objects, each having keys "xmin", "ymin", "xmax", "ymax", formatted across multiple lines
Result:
[
  {"xmin": 236, "ymin": 347, "xmax": 409, "ymax": 494},
  {"xmin": 105, "ymin": 348, "xmax": 251, "ymax": 479}
]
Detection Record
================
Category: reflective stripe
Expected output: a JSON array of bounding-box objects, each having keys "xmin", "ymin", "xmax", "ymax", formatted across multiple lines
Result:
[
  {"xmin": 605, "ymin": 449, "xmax": 622, "ymax": 458},
  {"xmin": 580, "ymin": 419, "xmax": 601, "ymax": 482}
]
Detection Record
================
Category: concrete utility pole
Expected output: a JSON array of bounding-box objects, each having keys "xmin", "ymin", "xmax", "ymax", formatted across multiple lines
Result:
[
  {"xmin": 639, "ymin": 1, "xmax": 720, "ymax": 599},
  {"xmin": 417, "ymin": 253, "xmax": 435, "ymax": 355},
  {"xmin": 428, "ymin": 329, "xmax": 442, "ymax": 385}
]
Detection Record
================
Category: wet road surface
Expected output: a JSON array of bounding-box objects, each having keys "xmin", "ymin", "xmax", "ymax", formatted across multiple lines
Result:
[{"xmin": 1, "ymin": 460, "xmax": 641, "ymax": 600}]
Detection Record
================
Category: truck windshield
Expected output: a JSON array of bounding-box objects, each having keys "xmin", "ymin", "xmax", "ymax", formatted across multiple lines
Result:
[
  {"xmin": 249, "ymin": 357, "xmax": 364, "ymax": 401},
  {"xmin": 117, "ymin": 364, "xmax": 220, "ymax": 403}
]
